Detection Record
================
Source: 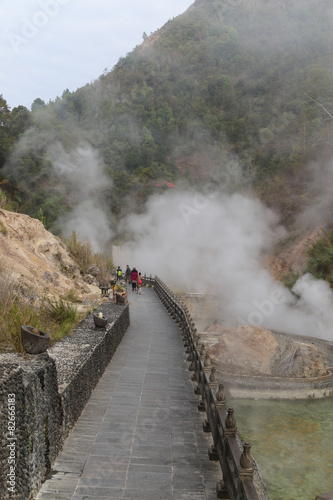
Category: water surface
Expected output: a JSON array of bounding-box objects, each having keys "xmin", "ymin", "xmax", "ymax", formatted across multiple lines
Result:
[{"xmin": 229, "ymin": 397, "xmax": 333, "ymax": 500}]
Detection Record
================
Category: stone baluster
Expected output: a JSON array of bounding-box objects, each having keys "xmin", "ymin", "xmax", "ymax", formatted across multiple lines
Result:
[
  {"xmin": 225, "ymin": 408, "xmax": 237, "ymax": 437},
  {"xmin": 240, "ymin": 442, "xmax": 254, "ymax": 478},
  {"xmin": 216, "ymin": 384, "xmax": 226, "ymax": 407},
  {"xmin": 209, "ymin": 367, "xmax": 218, "ymax": 388},
  {"xmin": 188, "ymin": 354, "xmax": 195, "ymax": 372},
  {"xmin": 199, "ymin": 343, "xmax": 206, "ymax": 361},
  {"xmin": 203, "ymin": 353, "xmax": 211, "ymax": 372}
]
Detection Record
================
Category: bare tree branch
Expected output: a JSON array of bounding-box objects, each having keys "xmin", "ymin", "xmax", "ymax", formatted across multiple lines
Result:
[{"xmin": 305, "ymin": 93, "xmax": 333, "ymax": 120}]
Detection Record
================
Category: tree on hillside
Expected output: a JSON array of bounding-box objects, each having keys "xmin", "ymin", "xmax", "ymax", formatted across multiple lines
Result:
[
  {"xmin": 0, "ymin": 96, "xmax": 11, "ymax": 168},
  {"xmin": 31, "ymin": 98, "xmax": 46, "ymax": 111},
  {"xmin": 8, "ymin": 106, "xmax": 32, "ymax": 137}
]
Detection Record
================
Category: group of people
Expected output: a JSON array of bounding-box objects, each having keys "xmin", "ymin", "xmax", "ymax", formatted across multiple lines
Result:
[{"xmin": 116, "ymin": 265, "xmax": 143, "ymax": 294}]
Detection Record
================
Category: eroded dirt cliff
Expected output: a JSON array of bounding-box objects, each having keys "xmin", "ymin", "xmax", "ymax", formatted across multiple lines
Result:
[{"xmin": 0, "ymin": 209, "xmax": 102, "ymax": 309}]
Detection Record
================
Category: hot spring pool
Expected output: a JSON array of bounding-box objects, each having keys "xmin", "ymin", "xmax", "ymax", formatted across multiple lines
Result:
[{"xmin": 229, "ymin": 397, "xmax": 333, "ymax": 500}]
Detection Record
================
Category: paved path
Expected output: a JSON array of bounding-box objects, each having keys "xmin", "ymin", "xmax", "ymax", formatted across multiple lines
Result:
[{"xmin": 37, "ymin": 287, "xmax": 220, "ymax": 499}]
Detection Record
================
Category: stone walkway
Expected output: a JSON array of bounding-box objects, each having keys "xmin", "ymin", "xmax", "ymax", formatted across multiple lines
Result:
[{"xmin": 37, "ymin": 287, "xmax": 220, "ymax": 499}]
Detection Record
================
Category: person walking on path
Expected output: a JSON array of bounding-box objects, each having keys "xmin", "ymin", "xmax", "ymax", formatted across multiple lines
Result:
[
  {"xmin": 116, "ymin": 266, "xmax": 122, "ymax": 281},
  {"xmin": 137, "ymin": 272, "xmax": 142, "ymax": 295},
  {"xmin": 125, "ymin": 265, "xmax": 131, "ymax": 283},
  {"xmin": 130, "ymin": 267, "xmax": 138, "ymax": 292}
]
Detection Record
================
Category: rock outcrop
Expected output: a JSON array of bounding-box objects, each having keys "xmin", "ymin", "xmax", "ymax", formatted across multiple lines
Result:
[
  {"xmin": 203, "ymin": 324, "xmax": 328, "ymax": 378},
  {"xmin": 0, "ymin": 209, "xmax": 102, "ymax": 307},
  {"xmin": 273, "ymin": 340, "xmax": 328, "ymax": 378}
]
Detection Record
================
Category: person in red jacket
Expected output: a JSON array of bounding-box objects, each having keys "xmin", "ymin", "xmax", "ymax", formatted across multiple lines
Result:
[{"xmin": 130, "ymin": 267, "xmax": 138, "ymax": 292}]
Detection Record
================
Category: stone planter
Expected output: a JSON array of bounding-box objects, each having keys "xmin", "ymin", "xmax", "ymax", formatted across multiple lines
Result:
[
  {"xmin": 21, "ymin": 325, "xmax": 50, "ymax": 354},
  {"xmin": 93, "ymin": 314, "xmax": 108, "ymax": 328},
  {"xmin": 115, "ymin": 293, "xmax": 126, "ymax": 303}
]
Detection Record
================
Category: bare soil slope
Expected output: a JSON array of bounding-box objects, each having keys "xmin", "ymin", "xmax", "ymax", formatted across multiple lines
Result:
[{"xmin": 0, "ymin": 209, "xmax": 102, "ymax": 308}]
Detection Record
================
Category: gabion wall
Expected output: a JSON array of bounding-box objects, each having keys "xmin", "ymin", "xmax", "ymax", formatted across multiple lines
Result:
[{"xmin": 0, "ymin": 302, "xmax": 130, "ymax": 500}]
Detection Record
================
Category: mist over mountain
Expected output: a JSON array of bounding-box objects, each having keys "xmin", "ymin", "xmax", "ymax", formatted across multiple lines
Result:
[
  {"xmin": 1, "ymin": 0, "xmax": 332, "ymax": 232},
  {"xmin": 1, "ymin": 0, "xmax": 333, "ymax": 335}
]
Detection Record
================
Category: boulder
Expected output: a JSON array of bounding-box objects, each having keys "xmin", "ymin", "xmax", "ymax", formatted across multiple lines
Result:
[
  {"xmin": 83, "ymin": 274, "xmax": 97, "ymax": 285},
  {"xmin": 204, "ymin": 324, "xmax": 328, "ymax": 379},
  {"xmin": 205, "ymin": 325, "xmax": 281, "ymax": 376},
  {"xmin": 87, "ymin": 264, "xmax": 102, "ymax": 280},
  {"xmin": 272, "ymin": 341, "xmax": 328, "ymax": 378}
]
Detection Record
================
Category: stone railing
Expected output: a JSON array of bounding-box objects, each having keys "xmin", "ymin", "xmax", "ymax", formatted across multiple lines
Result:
[
  {"xmin": 153, "ymin": 275, "xmax": 267, "ymax": 500},
  {"xmin": 153, "ymin": 276, "xmax": 333, "ymax": 500},
  {"xmin": 142, "ymin": 273, "xmax": 155, "ymax": 287},
  {"xmin": 0, "ymin": 301, "xmax": 129, "ymax": 500}
]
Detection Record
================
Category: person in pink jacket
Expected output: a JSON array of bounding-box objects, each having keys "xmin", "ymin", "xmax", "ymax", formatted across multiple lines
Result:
[
  {"xmin": 137, "ymin": 272, "xmax": 142, "ymax": 295},
  {"xmin": 130, "ymin": 267, "xmax": 138, "ymax": 292}
]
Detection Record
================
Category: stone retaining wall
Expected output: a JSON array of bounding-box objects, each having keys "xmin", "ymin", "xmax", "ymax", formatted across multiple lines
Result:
[{"xmin": 0, "ymin": 302, "xmax": 129, "ymax": 500}]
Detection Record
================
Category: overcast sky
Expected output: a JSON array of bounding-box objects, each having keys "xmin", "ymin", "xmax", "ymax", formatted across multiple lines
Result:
[{"xmin": 0, "ymin": 0, "xmax": 193, "ymax": 110}]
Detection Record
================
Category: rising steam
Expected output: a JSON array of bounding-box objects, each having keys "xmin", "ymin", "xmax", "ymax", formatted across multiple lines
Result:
[
  {"xmin": 4, "ymin": 121, "xmax": 114, "ymax": 252},
  {"xmin": 47, "ymin": 140, "xmax": 114, "ymax": 251},
  {"xmin": 125, "ymin": 189, "xmax": 333, "ymax": 341}
]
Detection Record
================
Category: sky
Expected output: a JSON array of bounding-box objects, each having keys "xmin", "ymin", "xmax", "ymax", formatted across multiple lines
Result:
[{"xmin": 0, "ymin": 0, "xmax": 193, "ymax": 110}]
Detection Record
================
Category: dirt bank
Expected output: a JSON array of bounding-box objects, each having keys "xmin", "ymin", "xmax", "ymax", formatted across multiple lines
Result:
[{"xmin": 0, "ymin": 209, "xmax": 103, "ymax": 310}]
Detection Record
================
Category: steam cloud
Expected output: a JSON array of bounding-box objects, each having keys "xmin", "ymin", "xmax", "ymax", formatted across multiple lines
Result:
[
  {"xmin": 125, "ymin": 189, "xmax": 333, "ymax": 341},
  {"xmin": 5, "ymin": 123, "xmax": 114, "ymax": 252},
  {"xmin": 298, "ymin": 156, "xmax": 333, "ymax": 229},
  {"xmin": 47, "ymin": 141, "xmax": 114, "ymax": 251}
]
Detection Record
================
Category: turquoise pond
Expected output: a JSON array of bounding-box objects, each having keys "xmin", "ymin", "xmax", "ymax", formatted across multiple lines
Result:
[{"xmin": 229, "ymin": 397, "xmax": 333, "ymax": 500}]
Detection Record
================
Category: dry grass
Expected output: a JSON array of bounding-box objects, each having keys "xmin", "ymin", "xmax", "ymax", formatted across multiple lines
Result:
[
  {"xmin": 0, "ymin": 277, "xmax": 84, "ymax": 353},
  {"xmin": 0, "ymin": 232, "xmax": 112, "ymax": 353},
  {"xmin": 0, "ymin": 267, "xmax": 85, "ymax": 353},
  {"xmin": 64, "ymin": 231, "xmax": 113, "ymax": 281},
  {"xmin": 0, "ymin": 261, "xmax": 41, "ymax": 352}
]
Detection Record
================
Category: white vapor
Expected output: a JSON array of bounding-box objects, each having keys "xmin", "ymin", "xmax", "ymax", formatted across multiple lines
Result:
[
  {"xmin": 298, "ymin": 156, "xmax": 333, "ymax": 229},
  {"xmin": 48, "ymin": 140, "xmax": 114, "ymax": 251},
  {"xmin": 125, "ymin": 189, "xmax": 333, "ymax": 341}
]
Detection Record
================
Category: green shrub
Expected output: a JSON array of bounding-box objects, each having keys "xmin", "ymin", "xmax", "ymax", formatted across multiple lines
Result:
[
  {"xmin": 0, "ymin": 187, "xmax": 11, "ymax": 210},
  {"xmin": 305, "ymin": 231, "xmax": 333, "ymax": 286},
  {"xmin": 282, "ymin": 272, "xmax": 300, "ymax": 291}
]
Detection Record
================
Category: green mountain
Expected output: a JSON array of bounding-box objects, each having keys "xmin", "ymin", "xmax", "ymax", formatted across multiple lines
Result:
[{"xmin": 1, "ymin": 0, "xmax": 333, "ymax": 231}]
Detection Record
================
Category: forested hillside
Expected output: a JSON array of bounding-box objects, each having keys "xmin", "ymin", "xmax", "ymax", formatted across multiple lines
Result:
[{"xmin": 1, "ymin": 0, "xmax": 333, "ymax": 235}]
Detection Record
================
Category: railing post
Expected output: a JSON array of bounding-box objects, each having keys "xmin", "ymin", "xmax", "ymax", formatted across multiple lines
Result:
[
  {"xmin": 216, "ymin": 384, "xmax": 226, "ymax": 407},
  {"xmin": 199, "ymin": 343, "xmax": 206, "ymax": 361},
  {"xmin": 240, "ymin": 443, "xmax": 254, "ymax": 478},
  {"xmin": 203, "ymin": 353, "xmax": 211, "ymax": 372},
  {"xmin": 225, "ymin": 408, "xmax": 237, "ymax": 438},
  {"xmin": 209, "ymin": 367, "xmax": 218, "ymax": 388}
]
